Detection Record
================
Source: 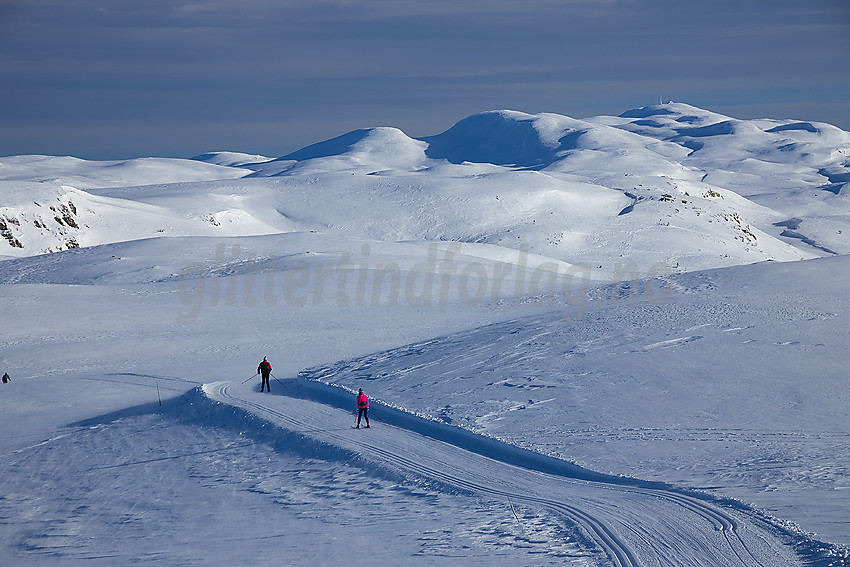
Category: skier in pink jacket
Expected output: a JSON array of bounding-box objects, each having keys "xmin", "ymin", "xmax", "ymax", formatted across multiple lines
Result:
[{"xmin": 356, "ymin": 388, "xmax": 370, "ymax": 428}]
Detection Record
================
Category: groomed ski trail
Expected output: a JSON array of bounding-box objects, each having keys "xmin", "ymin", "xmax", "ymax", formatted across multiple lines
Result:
[{"xmin": 205, "ymin": 380, "xmax": 803, "ymax": 567}]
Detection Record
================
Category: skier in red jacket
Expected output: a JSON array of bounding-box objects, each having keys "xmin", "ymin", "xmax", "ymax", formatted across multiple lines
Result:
[
  {"xmin": 257, "ymin": 357, "xmax": 272, "ymax": 393},
  {"xmin": 356, "ymin": 388, "xmax": 370, "ymax": 428}
]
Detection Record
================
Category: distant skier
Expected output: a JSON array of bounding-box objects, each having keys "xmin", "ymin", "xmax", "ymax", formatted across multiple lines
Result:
[
  {"xmin": 257, "ymin": 357, "xmax": 271, "ymax": 393},
  {"xmin": 356, "ymin": 388, "xmax": 370, "ymax": 428},
  {"xmin": 2, "ymin": 372, "xmax": 9, "ymax": 383}
]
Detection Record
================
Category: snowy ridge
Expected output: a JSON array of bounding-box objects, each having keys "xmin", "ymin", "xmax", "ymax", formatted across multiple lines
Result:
[{"xmin": 0, "ymin": 154, "xmax": 252, "ymax": 187}]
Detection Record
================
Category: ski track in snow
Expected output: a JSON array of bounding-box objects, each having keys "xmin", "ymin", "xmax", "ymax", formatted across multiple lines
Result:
[
  {"xmin": 641, "ymin": 336, "xmax": 704, "ymax": 351},
  {"xmin": 209, "ymin": 380, "xmax": 804, "ymax": 567}
]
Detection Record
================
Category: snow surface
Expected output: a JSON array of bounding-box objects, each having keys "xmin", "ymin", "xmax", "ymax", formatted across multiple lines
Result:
[{"xmin": 1, "ymin": 103, "xmax": 849, "ymax": 566}]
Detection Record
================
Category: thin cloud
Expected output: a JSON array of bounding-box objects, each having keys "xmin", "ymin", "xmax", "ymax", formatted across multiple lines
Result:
[{"xmin": 1, "ymin": 0, "xmax": 848, "ymax": 158}]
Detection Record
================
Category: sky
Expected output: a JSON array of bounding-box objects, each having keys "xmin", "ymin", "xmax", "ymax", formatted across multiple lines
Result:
[{"xmin": 1, "ymin": 0, "xmax": 849, "ymax": 160}]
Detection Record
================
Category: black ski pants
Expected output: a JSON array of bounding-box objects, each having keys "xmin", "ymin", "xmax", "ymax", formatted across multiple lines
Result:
[{"xmin": 357, "ymin": 408, "xmax": 369, "ymax": 427}]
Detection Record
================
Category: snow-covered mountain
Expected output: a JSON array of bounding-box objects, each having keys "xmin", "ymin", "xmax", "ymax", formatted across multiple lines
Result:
[
  {"xmin": 2, "ymin": 103, "xmax": 849, "ymax": 566},
  {"xmin": 2, "ymin": 103, "xmax": 848, "ymax": 269}
]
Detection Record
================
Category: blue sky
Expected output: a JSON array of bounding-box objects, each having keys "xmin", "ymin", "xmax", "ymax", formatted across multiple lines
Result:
[{"xmin": 1, "ymin": 0, "xmax": 849, "ymax": 159}]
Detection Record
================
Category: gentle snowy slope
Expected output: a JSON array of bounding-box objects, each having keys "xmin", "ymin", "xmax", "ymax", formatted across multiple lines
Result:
[
  {"xmin": 0, "ymin": 181, "xmax": 283, "ymax": 255},
  {"xmin": 303, "ymin": 255, "xmax": 850, "ymax": 546},
  {"xmin": 2, "ymin": 231, "xmax": 849, "ymax": 566},
  {"xmin": 0, "ymin": 154, "xmax": 268, "ymax": 256},
  {"xmin": 0, "ymin": 155, "xmax": 251, "ymax": 188}
]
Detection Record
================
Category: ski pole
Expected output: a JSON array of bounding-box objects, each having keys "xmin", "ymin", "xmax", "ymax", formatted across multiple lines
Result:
[
  {"xmin": 271, "ymin": 373, "xmax": 288, "ymax": 389},
  {"xmin": 242, "ymin": 373, "xmax": 259, "ymax": 384},
  {"xmin": 367, "ymin": 409, "xmax": 385, "ymax": 423}
]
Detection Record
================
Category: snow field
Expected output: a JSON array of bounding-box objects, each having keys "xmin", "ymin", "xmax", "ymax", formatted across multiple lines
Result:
[{"xmin": 2, "ymin": 102, "xmax": 850, "ymax": 565}]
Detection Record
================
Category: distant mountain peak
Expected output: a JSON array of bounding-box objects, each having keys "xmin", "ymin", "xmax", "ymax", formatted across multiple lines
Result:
[
  {"xmin": 280, "ymin": 127, "xmax": 423, "ymax": 162},
  {"xmin": 619, "ymin": 102, "xmax": 730, "ymax": 123},
  {"xmin": 419, "ymin": 109, "xmax": 586, "ymax": 167}
]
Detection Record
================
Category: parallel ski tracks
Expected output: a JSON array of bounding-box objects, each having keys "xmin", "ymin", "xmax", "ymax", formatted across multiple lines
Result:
[
  {"xmin": 357, "ymin": 436, "xmax": 641, "ymax": 567},
  {"xmin": 213, "ymin": 383, "xmax": 784, "ymax": 567},
  {"xmin": 644, "ymin": 490, "xmax": 768, "ymax": 567}
]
